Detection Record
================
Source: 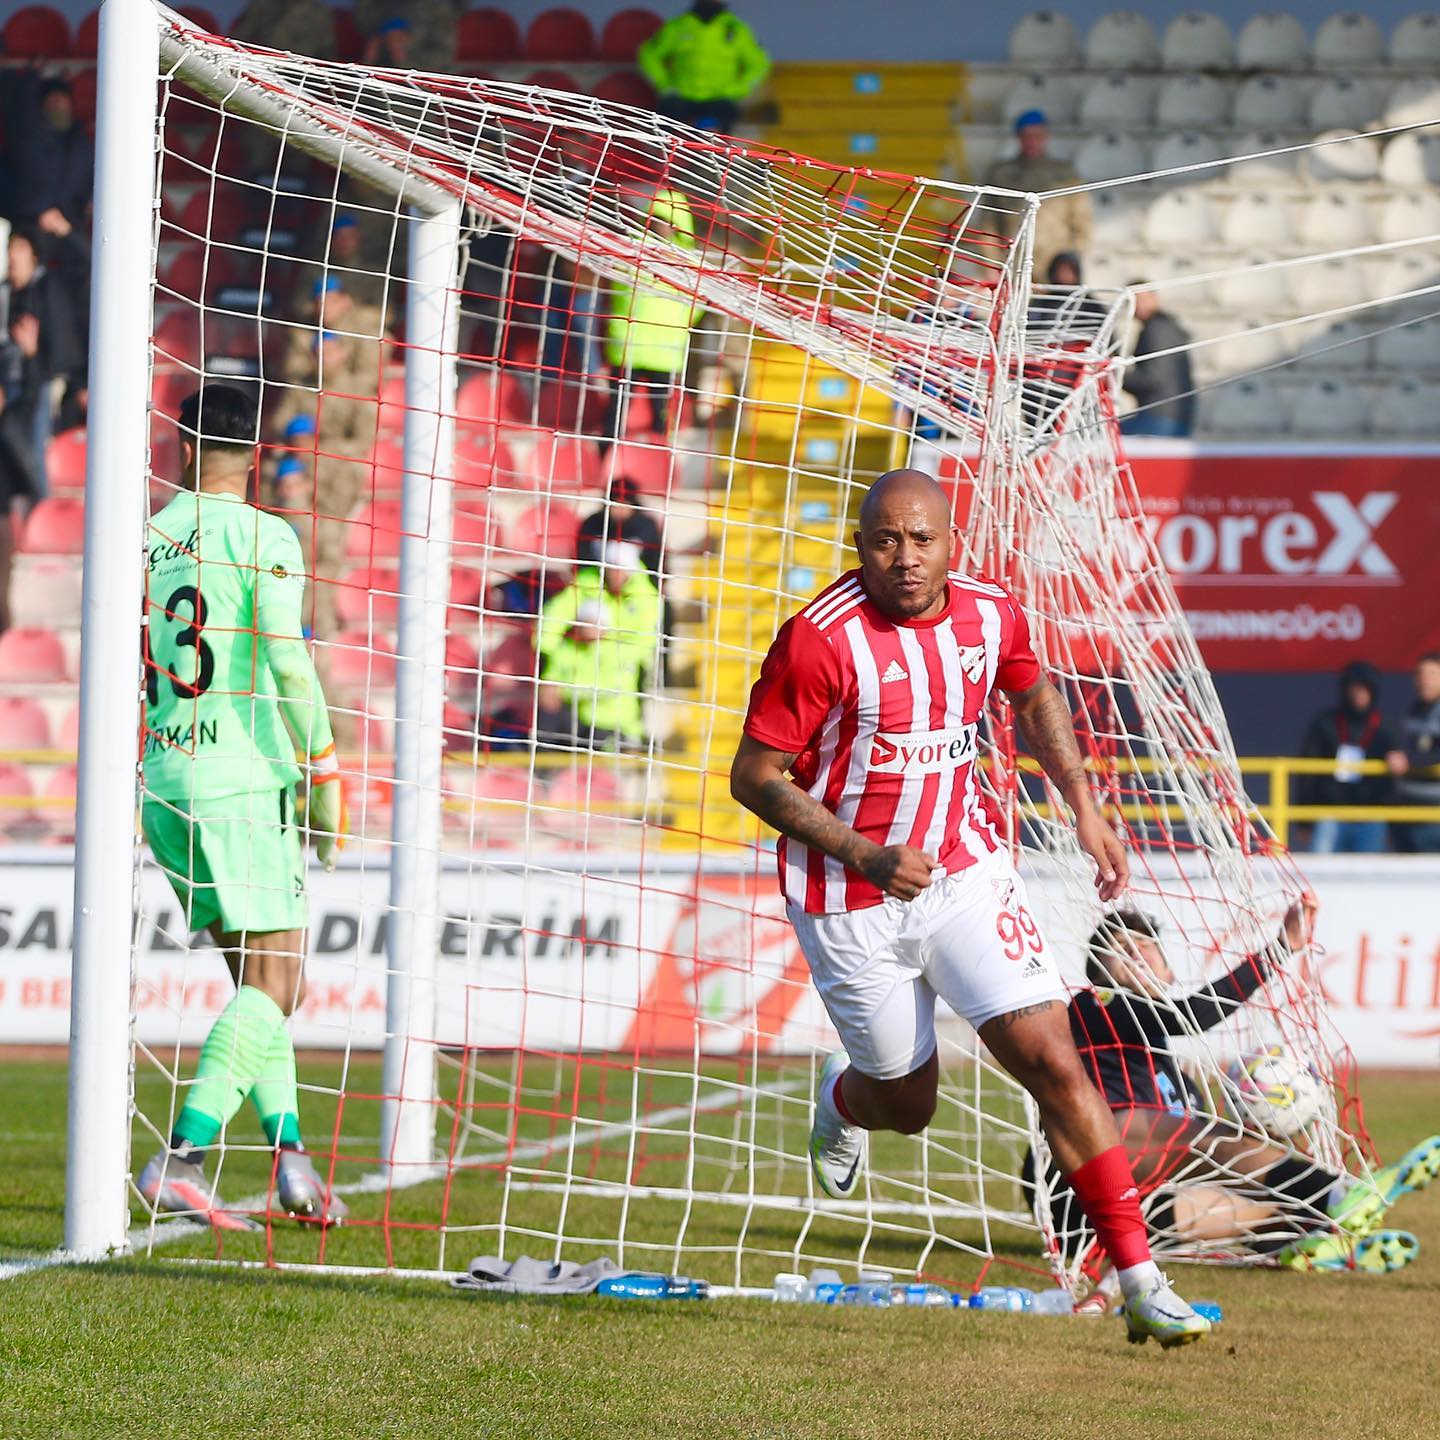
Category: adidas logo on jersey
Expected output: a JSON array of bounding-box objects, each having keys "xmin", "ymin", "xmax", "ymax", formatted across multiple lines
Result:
[{"xmin": 880, "ymin": 660, "xmax": 908, "ymax": 684}]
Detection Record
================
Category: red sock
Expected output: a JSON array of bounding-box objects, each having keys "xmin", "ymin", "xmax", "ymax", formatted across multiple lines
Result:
[
  {"xmin": 1066, "ymin": 1146, "xmax": 1151, "ymax": 1270},
  {"xmin": 830, "ymin": 1070, "xmax": 858, "ymax": 1125}
]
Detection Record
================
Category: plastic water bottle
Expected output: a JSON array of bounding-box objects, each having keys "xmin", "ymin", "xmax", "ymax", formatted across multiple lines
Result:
[
  {"xmin": 837, "ymin": 1281, "xmax": 893, "ymax": 1307},
  {"xmin": 1192, "ymin": 1300, "xmax": 1224, "ymax": 1325},
  {"xmin": 893, "ymin": 1283, "xmax": 954, "ymax": 1307},
  {"xmin": 1031, "ymin": 1288, "xmax": 1074, "ymax": 1316},
  {"xmin": 595, "ymin": 1272, "xmax": 708, "ymax": 1300},
  {"xmin": 772, "ymin": 1272, "xmax": 808, "ymax": 1303},
  {"xmin": 968, "ymin": 1285, "xmax": 1035, "ymax": 1312},
  {"xmin": 807, "ymin": 1268, "xmax": 845, "ymax": 1304}
]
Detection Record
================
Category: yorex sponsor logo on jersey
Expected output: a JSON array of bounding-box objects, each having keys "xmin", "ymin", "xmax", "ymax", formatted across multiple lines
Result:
[{"xmin": 869, "ymin": 725, "xmax": 976, "ymax": 775}]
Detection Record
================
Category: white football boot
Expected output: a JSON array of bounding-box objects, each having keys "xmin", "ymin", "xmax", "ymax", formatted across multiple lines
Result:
[
  {"xmin": 1121, "ymin": 1272, "xmax": 1212, "ymax": 1348},
  {"xmin": 809, "ymin": 1051, "xmax": 866, "ymax": 1200}
]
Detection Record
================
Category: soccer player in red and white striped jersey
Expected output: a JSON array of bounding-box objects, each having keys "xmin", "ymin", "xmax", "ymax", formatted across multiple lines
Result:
[{"xmin": 730, "ymin": 469, "xmax": 1210, "ymax": 1346}]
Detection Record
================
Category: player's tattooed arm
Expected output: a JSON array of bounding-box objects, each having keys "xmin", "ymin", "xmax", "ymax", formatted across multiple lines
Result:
[{"xmin": 730, "ymin": 735, "xmax": 936, "ymax": 900}]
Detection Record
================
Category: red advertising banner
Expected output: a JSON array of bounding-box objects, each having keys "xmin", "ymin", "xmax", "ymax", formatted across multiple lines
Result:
[{"xmin": 1126, "ymin": 451, "xmax": 1440, "ymax": 671}]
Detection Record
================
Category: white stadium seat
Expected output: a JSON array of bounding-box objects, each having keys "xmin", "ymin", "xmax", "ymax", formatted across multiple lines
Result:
[
  {"xmin": 1161, "ymin": 12, "xmax": 1233, "ymax": 69},
  {"xmin": 1233, "ymin": 75, "xmax": 1306, "ymax": 129},
  {"xmin": 1010, "ymin": 10, "xmax": 1081, "ymax": 66},
  {"xmin": 1289, "ymin": 257, "xmax": 1368, "ymax": 314},
  {"xmin": 1145, "ymin": 256, "xmax": 1215, "ymax": 316},
  {"xmin": 1289, "ymin": 377, "xmax": 1371, "ymax": 437},
  {"xmin": 1314, "ymin": 12, "xmax": 1385, "ymax": 69},
  {"xmin": 1228, "ymin": 131, "xmax": 1300, "ymax": 187},
  {"xmin": 1372, "ymin": 378, "xmax": 1440, "ymax": 438},
  {"xmin": 1368, "ymin": 250, "xmax": 1439, "ymax": 300},
  {"xmin": 1206, "ymin": 378, "xmax": 1291, "ymax": 437},
  {"xmin": 1383, "ymin": 78, "xmax": 1440, "ymax": 129},
  {"xmin": 1215, "ymin": 255, "xmax": 1287, "ymax": 314},
  {"xmin": 1381, "ymin": 131, "xmax": 1440, "ymax": 187},
  {"xmin": 1293, "ymin": 187, "xmax": 1375, "ymax": 251},
  {"xmin": 1389, "ymin": 12, "xmax": 1440, "ymax": 67},
  {"xmin": 1080, "ymin": 74, "xmax": 1155, "ymax": 129},
  {"xmin": 1377, "ymin": 190, "xmax": 1440, "ymax": 242},
  {"xmin": 1090, "ymin": 187, "xmax": 1150, "ymax": 254},
  {"xmin": 1144, "ymin": 189, "xmax": 1218, "ymax": 250},
  {"xmin": 1151, "ymin": 130, "xmax": 1230, "ymax": 185},
  {"xmin": 1221, "ymin": 193, "xmax": 1292, "ymax": 249},
  {"xmin": 1309, "ymin": 76, "xmax": 1380, "ymax": 132},
  {"xmin": 1003, "ymin": 74, "xmax": 1080, "ymax": 127},
  {"xmin": 1235, "ymin": 12, "xmax": 1309, "ymax": 70},
  {"xmin": 1074, "ymin": 131, "xmax": 1149, "ymax": 184},
  {"xmin": 1214, "ymin": 324, "xmax": 1293, "ymax": 373},
  {"xmin": 1156, "ymin": 75, "xmax": 1229, "ymax": 128},
  {"xmin": 1306, "ymin": 129, "xmax": 1381, "ymax": 182},
  {"xmin": 1085, "ymin": 10, "xmax": 1160, "ymax": 69},
  {"xmin": 1291, "ymin": 318, "xmax": 1374, "ymax": 373},
  {"xmin": 1376, "ymin": 320, "xmax": 1440, "ymax": 371}
]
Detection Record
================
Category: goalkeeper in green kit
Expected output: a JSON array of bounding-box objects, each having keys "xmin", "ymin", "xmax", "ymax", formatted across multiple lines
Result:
[{"xmin": 137, "ymin": 386, "xmax": 348, "ymax": 1229}]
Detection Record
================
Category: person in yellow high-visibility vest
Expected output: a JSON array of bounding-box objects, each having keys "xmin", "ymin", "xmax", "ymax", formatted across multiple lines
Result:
[
  {"xmin": 638, "ymin": 1, "xmax": 771, "ymax": 134},
  {"xmin": 603, "ymin": 186, "xmax": 700, "ymax": 446}
]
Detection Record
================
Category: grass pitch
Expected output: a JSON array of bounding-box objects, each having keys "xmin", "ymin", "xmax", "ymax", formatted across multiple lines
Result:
[{"xmin": 1, "ymin": 1057, "xmax": 1435, "ymax": 1440}]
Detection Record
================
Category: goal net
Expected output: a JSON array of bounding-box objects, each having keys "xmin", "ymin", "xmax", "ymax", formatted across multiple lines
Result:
[{"xmin": 74, "ymin": 1, "xmax": 1378, "ymax": 1292}]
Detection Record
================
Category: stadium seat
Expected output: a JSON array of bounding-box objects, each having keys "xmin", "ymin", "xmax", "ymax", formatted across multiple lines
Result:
[
  {"xmin": 598, "ymin": 8, "xmax": 662, "ymax": 61},
  {"xmin": 1206, "ymin": 377, "xmax": 1290, "ymax": 437},
  {"xmin": 467, "ymin": 767, "xmax": 534, "ymax": 804},
  {"xmin": 71, "ymin": 7, "xmax": 98, "ymax": 56},
  {"xmin": 525, "ymin": 7, "xmax": 594, "ymax": 61},
  {"xmin": 455, "ymin": 370, "xmax": 531, "ymax": 427},
  {"xmin": 1150, "ymin": 131, "xmax": 1228, "ymax": 186},
  {"xmin": 1084, "ymin": 11, "xmax": 1158, "ymax": 69},
  {"xmin": 22, "ymin": 497, "xmax": 85, "ymax": 555},
  {"xmin": 56, "ymin": 702, "xmax": 79, "ymax": 752},
  {"xmin": 331, "ymin": 5, "xmax": 364, "ymax": 60},
  {"xmin": 1142, "ymin": 189, "xmax": 1218, "ymax": 254},
  {"xmin": 1289, "ymin": 258, "xmax": 1368, "ymax": 314},
  {"xmin": 1390, "ymin": 11, "xmax": 1440, "ymax": 66},
  {"xmin": 526, "ymin": 434, "xmax": 602, "ymax": 493},
  {"xmin": 43, "ymin": 763, "xmax": 78, "ymax": 839},
  {"xmin": 327, "ymin": 631, "xmax": 397, "ymax": 690},
  {"xmin": 1156, "ymin": 74, "xmax": 1228, "ymax": 129},
  {"xmin": 1377, "ymin": 191, "xmax": 1440, "ymax": 243},
  {"xmin": 1373, "ymin": 378, "xmax": 1440, "ymax": 437},
  {"xmin": 153, "ymin": 309, "xmax": 202, "ymax": 368},
  {"xmin": 1073, "ymin": 132, "xmax": 1148, "ymax": 185},
  {"xmin": 1376, "ymin": 320, "xmax": 1440, "ymax": 371},
  {"xmin": 1309, "ymin": 76, "xmax": 1380, "ymax": 132},
  {"xmin": 603, "ymin": 441, "xmax": 676, "ymax": 496},
  {"xmin": 523, "ymin": 67, "xmax": 586, "ymax": 93},
  {"xmin": 1235, "ymin": 12, "xmax": 1308, "ymax": 69},
  {"xmin": 1228, "ymin": 131, "xmax": 1300, "ymax": 187},
  {"xmin": 446, "ymin": 632, "xmax": 481, "ymax": 679},
  {"xmin": 1001, "ymin": 74, "xmax": 1079, "ymax": 127},
  {"xmin": 1381, "ymin": 131, "xmax": 1440, "ymax": 186},
  {"xmin": 454, "ymin": 440, "xmax": 513, "ymax": 491},
  {"xmin": 546, "ymin": 765, "xmax": 621, "ymax": 810},
  {"xmin": 1308, "ymin": 129, "xmax": 1381, "ymax": 183},
  {"xmin": 1160, "ymin": 11, "xmax": 1232, "ymax": 69},
  {"xmin": 503, "ymin": 500, "xmax": 580, "ymax": 561},
  {"xmin": 345, "ymin": 500, "xmax": 406, "ymax": 561},
  {"xmin": 2, "ymin": 5, "xmax": 69, "ymax": 58},
  {"xmin": 10, "ymin": 557, "xmax": 83, "ymax": 629},
  {"xmin": 1088, "ymin": 188, "xmax": 1148, "ymax": 259},
  {"xmin": 334, "ymin": 567, "xmax": 400, "ymax": 628},
  {"xmin": 46, "ymin": 427, "xmax": 87, "ymax": 493},
  {"xmin": 456, "ymin": 6, "xmax": 520, "ymax": 61},
  {"xmin": 1220, "ymin": 193, "xmax": 1292, "ymax": 250},
  {"xmin": 1009, "ymin": 11, "xmax": 1080, "ymax": 66},
  {"xmin": 1368, "ymin": 250, "xmax": 1435, "ymax": 300},
  {"xmin": 0, "ymin": 764, "xmax": 35, "ymax": 830},
  {"xmin": 1383, "ymin": 78, "xmax": 1440, "ymax": 129},
  {"xmin": 1289, "ymin": 377, "xmax": 1371, "ymax": 437},
  {"xmin": 1314, "ymin": 11, "xmax": 1385, "ymax": 68},
  {"xmin": 451, "ymin": 504, "xmax": 496, "ymax": 563},
  {"xmin": 1292, "ymin": 317, "xmax": 1374, "ymax": 374},
  {"xmin": 0, "ymin": 696, "xmax": 51, "ymax": 750},
  {"xmin": 1079, "ymin": 75, "xmax": 1153, "ymax": 129},
  {"xmin": 1232, "ymin": 75, "xmax": 1305, "ymax": 129},
  {"xmin": 1293, "ymin": 186, "xmax": 1373, "ymax": 251},
  {"xmin": 0, "ymin": 627, "xmax": 68, "ymax": 684},
  {"xmin": 593, "ymin": 71, "xmax": 658, "ymax": 109}
]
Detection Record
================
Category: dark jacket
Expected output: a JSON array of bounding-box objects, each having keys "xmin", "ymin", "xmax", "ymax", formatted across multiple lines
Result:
[
  {"xmin": 1125, "ymin": 310, "xmax": 1195, "ymax": 430},
  {"xmin": 4, "ymin": 75, "xmax": 93, "ymax": 226},
  {"xmin": 9, "ymin": 264, "xmax": 87, "ymax": 400},
  {"xmin": 1396, "ymin": 696, "xmax": 1440, "ymax": 806},
  {"xmin": 1297, "ymin": 661, "xmax": 1396, "ymax": 808},
  {"xmin": 576, "ymin": 505, "xmax": 664, "ymax": 575}
]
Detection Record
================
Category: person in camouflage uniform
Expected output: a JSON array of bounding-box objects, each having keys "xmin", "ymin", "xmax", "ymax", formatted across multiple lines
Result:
[
  {"xmin": 231, "ymin": 0, "xmax": 336, "ymax": 58},
  {"xmin": 354, "ymin": 0, "xmax": 459, "ymax": 75}
]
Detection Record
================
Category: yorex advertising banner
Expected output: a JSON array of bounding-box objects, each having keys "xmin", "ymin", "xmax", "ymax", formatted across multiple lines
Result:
[{"xmin": 1126, "ymin": 450, "xmax": 1440, "ymax": 671}]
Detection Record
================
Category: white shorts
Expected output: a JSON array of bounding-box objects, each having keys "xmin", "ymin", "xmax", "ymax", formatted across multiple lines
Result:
[{"xmin": 787, "ymin": 851, "xmax": 1067, "ymax": 1081}]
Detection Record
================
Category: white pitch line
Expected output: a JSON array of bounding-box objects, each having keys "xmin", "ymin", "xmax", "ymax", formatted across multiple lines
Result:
[{"xmin": 1, "ymin": 1079, "xmax": 808, "ymax": 1283}]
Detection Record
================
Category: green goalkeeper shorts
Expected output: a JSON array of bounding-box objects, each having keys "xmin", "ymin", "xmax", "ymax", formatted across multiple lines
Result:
[{"xmin": 142, "ymin": 788, "xmax": 309, "ymax": 936}]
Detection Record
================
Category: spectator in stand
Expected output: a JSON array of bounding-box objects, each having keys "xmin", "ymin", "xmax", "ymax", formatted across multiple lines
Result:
[
  {"xmin": 231, "ymin": 0, "xmax": 336, "ymax": 58},
  {"xmin": 982, "ymin": 110, "xmax": 1092, "ymax": 283},
  {"xmin": 5, "ymin": 228, "xmax": 87, "ymax": 493},
  {"xmin": 283, "ymin": 275, "xmax": 385, "ymax": 390},
  {"xmin": 535, "ymin": 541, "xmax": 660, "ymax": 751},
  {"xmin": 3, "ymin": 75, "xmax": 93, "ymax": 233},
  {"xmin": 603, "ymin": 188, "xmax": 700, "ymax": 448},
  {"xmin": 577, "ymin": 478, "xmax": 663, "ymax": 576},
  {"xmin": 1296, "ymin": 660, "xmax": 1401, "ymax": 854},
  {"xmin": 354, "ymin": 1, "xmax": 457, "ymax": 75},
  {"xmin": 322, "ymin": 211, "xmax": 396, "ymax": 311},
  {"xmin": 638, "ymin": 1, "xmax": 771, "ymax": 133},
  {"xmin": 1121, "ymin": 287, "xmax": 1194, "ymax": 438},
  {"xmin": 1390, "ymin": 653, "xmax": 1440, "ymax": 854}
]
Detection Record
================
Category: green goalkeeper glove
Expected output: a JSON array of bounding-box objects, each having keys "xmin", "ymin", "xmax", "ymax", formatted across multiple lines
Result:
[{"xmin": 306, "ymin": 744, "xmax": 347, "ymax": 871}]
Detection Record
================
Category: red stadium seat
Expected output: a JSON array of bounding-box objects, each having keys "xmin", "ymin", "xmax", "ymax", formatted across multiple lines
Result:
[
  {"xmin": 57, "ymin": 702, "xmax": 80, "ymax": 752},
  {"xmin": 603, "ymin": 441, "xmax": 676, "ymax": 496},
  {"xmin": 72, "ymin": 7, "xmax": 99, "ymax": 56},
  {"xmin": 599, "ymin": 8, "xmax": 662, "ymax": 61},
  {"xmin": 44, "ymin": 763, "xmax": 77, "ymax": 802},
  {"xmin": 0, "ymin": 763, "xmax": 36, "ymax": 829},
  {"xmin": 153, "ymin": 310, "xmax": 202, "ymax": 369},
  {"xmin": 0, "ymin": 627, "xmax": 68, "ymax": 683},
  {"xmin": 523, "ymin": 68, "xmax": 585, "ymax": 94},
  {"xmin": 593, "ymin": 70, "xmax": 659, "ymax": 109},
  {"xmin": 376, "ymin": 373, "xmax": 408, "ymax": 439},
  {"xmin": 452, "ymin": 503, "xmax": 496, "ymax": 558},
  {"xmin": 505, "ymin": 499, "xmax": 580, "ymax": 560},
  {"xmin": 486, "ymin": 630, "xmax": 538, "ymax": 678},
  {"xmin": 43, "ymin": 763, "xmax": 78, "ymax": 839},
  {"xmin": 3, "ymin": 5, "xmax": 70, "ymax": 58},
  {"xmin": 345, "ymin": 500, "xmax": 407, "ymax": 561},
  {"xmin": 327, "ymin": 630, "xmax": 397, "ymax": 690},
  {"xmin": 331, "ymin": 5, "xmax": 364, "ymax": 61},
  {"xmin": 468, "ymin": 766, "xmax": 534, "ymax": 803},
  {"xmin": 366, "ymin": 438, "xmax": 405, "ymax": 498},
  {"xmin": 10, "ymin": 557, "xmax": 83, "ymax": 629},
  {"xmin": 446, "ymin": 632, "xmax": 480, "ymax": 677},
  {"xmin": 526, "ymin": 434, "xmax": 602, "ymax": 493},
  {"xmin": 46, "ymin": 428, "xmax": 87, "ymax": 493},
  {"xmin": 0, "ymin": 696, "xmax": 52, "ymax": 750},
  {"xmin": 457, "ymin": 6, "xmax": 520, "ymax": 61},
  {"xmin": 525, "ymin": 7, "xmax": 594, "ymax": 60},
  {"xmin": 334, "ymin": 566, "xmax": 400, "ymax": 627},
  {"xmin": 454, "ymin": 439, "xmax": 512, "ymax": 491},
  {"xmin": 546, "ymin": 765, "xmax": 621, "ymax": 808},
  {"xmin": 22, "ymin": 498, "xmax": 85, "ymax": 555},
  {"xmin": 455, "ymin": 370, "xmax": 531, "ymax": 427}
]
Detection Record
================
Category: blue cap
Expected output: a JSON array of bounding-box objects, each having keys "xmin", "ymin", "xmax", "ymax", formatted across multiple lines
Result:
[
  {"xmin": 332, "ymin": 213, "xmax": 358, "ymax": 232},
  {"xmin": 313, "ymin": 329, "xmax": 341, "ymax": 349},
  {"xmin": 378, "ymin": 16, "xmax": 410, "ymax": 33},
  {"xmin": 283, "ymin": 413, "xmax": 316, "ymax": 438},
  {"xmin": 276, "ymin": 456, "xmax": 306, "ymax": 478},
  {"xmin": 312, "ymin": 274, "xmax": 342, "ymax": 297},
  {"xmin": 1014, "ymin": 108, "xmax": 1048, "ymax": 133}
]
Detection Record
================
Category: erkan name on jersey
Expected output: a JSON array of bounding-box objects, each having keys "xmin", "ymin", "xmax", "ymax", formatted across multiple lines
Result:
[{"xmin": 743, "ymin": 568, "xmax": 1042, "ymax": 915}]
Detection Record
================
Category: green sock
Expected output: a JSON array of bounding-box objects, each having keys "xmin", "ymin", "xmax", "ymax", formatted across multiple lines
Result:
[
  {"xmin": 249, "ymin": 1019, "xmax": 303, "ymax": 1149},
  {"xmin": 172, "ymin": 986, "xmax": 286, "ymax": 1149}
]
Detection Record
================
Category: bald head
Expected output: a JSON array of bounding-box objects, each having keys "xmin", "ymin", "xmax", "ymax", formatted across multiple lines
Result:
[{"xmin": 853, "ymin": 468, "xmax": 956, "ymax": 621}]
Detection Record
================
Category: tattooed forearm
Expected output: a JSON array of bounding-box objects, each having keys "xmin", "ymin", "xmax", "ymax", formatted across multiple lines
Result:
[
  {"xmin": 1012, "ymin": 680, "xmax": 1090, "ymax": 805},
  {"xmin": 752, "ymin": 777, "xmax": 878, "ymax": 872},
  {"xmin": 988, "ymin": 999, "xmax": 1058, "ymax": 1031}
]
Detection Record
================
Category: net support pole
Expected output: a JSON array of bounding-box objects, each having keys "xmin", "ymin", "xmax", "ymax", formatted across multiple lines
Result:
[
  {"xmin": 381, "ymin": 200, "xmax": 462, "ymax": 1173},
  {"xmin": 64, "ymin": 0, "xmax": 160, "ymax": 1259}
]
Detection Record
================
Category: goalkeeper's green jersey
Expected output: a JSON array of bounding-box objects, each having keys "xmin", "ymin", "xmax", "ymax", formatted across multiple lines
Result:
[{"xmin": 144, "ymin": 490, "xmax": 327, "ymax": 802}]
